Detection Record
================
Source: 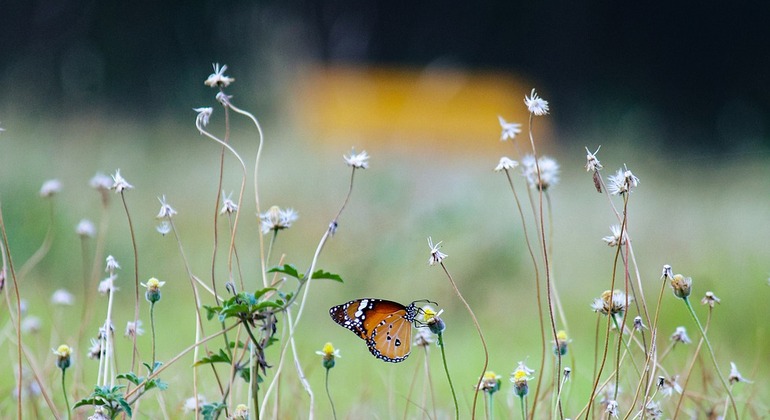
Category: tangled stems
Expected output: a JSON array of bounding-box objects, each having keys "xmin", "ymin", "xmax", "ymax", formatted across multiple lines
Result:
[
  {"xmin": 436, "ymin": 332, "xmax": 459, "ymax": 419},
  {"xmin": 681, "ymin": 296, "xmax": 738, "ymax": 418}
]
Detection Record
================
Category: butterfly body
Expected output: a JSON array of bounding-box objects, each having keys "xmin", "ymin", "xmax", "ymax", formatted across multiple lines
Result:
[{"xmin": 329, "ymin": 298, "xmax": 422, "ymax": 363}]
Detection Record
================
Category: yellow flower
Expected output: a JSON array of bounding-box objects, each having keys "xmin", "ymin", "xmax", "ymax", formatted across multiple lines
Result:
[
  {"xmin": 316, "ymin": 342, "xmax": 340, "ymax": 369},
  {"xmin": 53, "ymin": 344, "xmax": 72, "ymax": 370}
]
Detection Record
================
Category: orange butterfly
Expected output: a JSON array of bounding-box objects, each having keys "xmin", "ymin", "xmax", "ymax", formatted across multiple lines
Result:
[{"xmin": 329, "ymin": 298, "xmax": 433, "ymax": 363}]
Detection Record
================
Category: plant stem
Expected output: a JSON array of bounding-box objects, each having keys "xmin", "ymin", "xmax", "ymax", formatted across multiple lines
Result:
[
  {"xmin": 519, "ymin": 395, "xmax": 527, "ymax": 420},
  {"xmin": 324, "ymin": 368, "xmax": 337, "ymax": 420},
  {"xmin": 150, "ymin": 302, "xmax": 157, "ymax": 367},
  {"xmin": 437, "ymin": 332, "xmax": 459, "ymax": 419},
  {"xmin": 61, "ymin": 369, "xmax": 71, "ymax": 419},
  {"xmin": 682, "ymin": 297, "xmax": 738, "ymax": 419}
]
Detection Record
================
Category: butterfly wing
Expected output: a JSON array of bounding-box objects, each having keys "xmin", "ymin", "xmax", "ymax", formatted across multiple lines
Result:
[{"xmin": 329, "ymin": 298, "xmax": 415, "ymax": 363}]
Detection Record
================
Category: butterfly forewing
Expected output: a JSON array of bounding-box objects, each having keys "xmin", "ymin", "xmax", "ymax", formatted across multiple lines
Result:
[{"xmin": 329, "ymin": 298, "xmax": 418, "ymax": 363}]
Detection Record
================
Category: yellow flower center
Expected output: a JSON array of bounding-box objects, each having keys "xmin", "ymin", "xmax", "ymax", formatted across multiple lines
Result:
[
  {"xmin": 322, "ymin": 342, "xmax": 335, "ymax": 356},
  {"xmin": 56, "ymin": 344, "xmax": 72, "ymax": 357}
]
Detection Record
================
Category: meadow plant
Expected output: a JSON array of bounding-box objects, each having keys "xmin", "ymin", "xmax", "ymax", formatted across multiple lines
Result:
[{"xmin": 0, "ymin": 65, "xmax": 764, "ymax": 419}]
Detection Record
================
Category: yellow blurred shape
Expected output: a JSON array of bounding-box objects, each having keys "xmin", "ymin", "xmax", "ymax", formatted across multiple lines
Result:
[{"xmin": 293, "ymin": 65, "xmax": 547, "ymax": 153}]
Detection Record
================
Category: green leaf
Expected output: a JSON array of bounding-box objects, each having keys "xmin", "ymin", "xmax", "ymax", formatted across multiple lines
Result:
[
  {"xmin": 119, "ymin": 398, "xmax": 133, "ymax": 417},
  {"xmin": 194, "ymin": 349, "xmax": 231, "ymax": 366},
  {"xmin": 202, "ymin": 305, "xmax": 220, "ymax": 321},
  {"xmin": 309, "ymin": 269, "xmax": 343, "ymax": 282},
  {"xmin": 268, "ymin": 264, "xmax": 302, "ymax": 279},
  {"xmin": 254, "ymin": 287, "xmax": 277, "ymax": 299},
  {"xmin": 117, "ymin": 372, "xmax": 141, "ymax": 385}
]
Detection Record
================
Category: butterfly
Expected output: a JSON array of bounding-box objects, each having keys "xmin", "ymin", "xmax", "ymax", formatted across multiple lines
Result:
[{"xmin": 329, "ymin": 298, "xmax": 434, "ymax": 363}]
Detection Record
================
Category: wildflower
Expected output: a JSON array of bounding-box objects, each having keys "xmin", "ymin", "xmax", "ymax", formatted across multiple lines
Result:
[
  {"xmin": 105, "ymin": 255, "xmax": 120, "ymax": 271},
  {"xmin": 701, "ymin": 291, "xmax": 721, "ymax": 307},
  {"xmin": 51, "ymin": 289, "xmax": 74, "ymax": 306},
  {"xmin": 156, "ymin": 195, "xmax": 177, "ymax": 219},
  {"xmin": 478, "ymin": 371, "xmax": 501, "ymax": 394},
  {"xmin": 728, "ymin": 362, "xmax": 752, "ymax": 384},
  {"xmin": 53, "ymin": 344, "xmax": 72, "ymax": 370},
  {"xmin": 510, "ymin": 361, "xmax": 534, "ymax": 397},
  {"xmin": 605, "ymin": 400, "xmax": 619, "ymax": 418},
  {"xmin": 194, "ymin": 107, "xmax": 213, "ymax": 131},
  {"xmin": 661, "ymin": 264, "xmax": 673, "ymax": 280},
  {"xmin": 670, "ymin": 274, "xmax": 692, "ymax": 299},
  {"xmin": 659, "ymin": 375, "xmax": 682, "ymax": 397},
  {"xmin": 89, "ymin": 173, "xmax": 113, "ymax": 191},
  {"xmin": 231, "ymin": 404, "xmax": 249, "ymax": 419},
  {"xmin": 414, "ymin": 329, "xmax": 434, "ymax": 347},
  {"xmin": 553, "ymin": 330, "xmax": 570, "ymax": 356},
  {"xmin": 76, "ymin": 219, "xmax": 96, "ymax": 238},
  {"xmin": 87, "ymin": 338, "xmax": 102, "ymax": 359},
  {"xmin": 125, "ymin": 320, "xmax": 144, "ymax": 337},
  {"xmin": 220, "ymin": 191, "xmax": 239, "ymax": 214},
  {"xmin": 494, "ymin": 157, "xmax": 518, "ymax": 172},
  {"xmin": 156, "ymin": 221, "xmax": 171, "ymax": 236},
  {"xmin": 21, "ymin": 316, "xmax": 42, "ymax": 334},
  {"xmin": 142, "ymin": 277, "xmax": 165, "ymax": 303},
  {"xmin": 260, "ymin": 206, "xmax": 298, "ymax": 234},
  {"xmin": 111, "ymin": 169, "xmax": 133, "ymax": 193},
  {"xmin": 39, "ymin": 179, "xmax": 62, "ymax": 198},
  {"xmin": 427, "ymin": 237, "xmax": 447, "ymax": 266},
  {"xmin": 98, "ymin": 276, "xmax": 118, "ymax": 294},
  {"xmin": 497, "ymin": 116, "xmax": 522, "ymax": 141},
  {"xmin": 633, "ymin": 316, "xmax": 647, "ymax": 330},
  {"xmin": 671, "ymin": 326, "xmax": 691, "ymax": 344},
  {"xmin": 602, "ymin": 225, "xmax": 627, "ymax": 247},
  {"xmin": 521, "ymin": 154, "xmax": 560, "ymax": 191},
  {"xmin": 343, "ymin": 149, "xmax": 370, "ymax": 169},
  {"xmin": 585, "ymin": 146, "xmax": 603, "ymax": 172},
  {"xmin": 592, "ymin": 290, "xmax": 631, "ymax": 317},
  {"xmin": 204, "ymin": 63, "xmax": 235, "ymax": 88},
  {"xmin": 183, "ymin": 395, "xmax": 207, "ymax": 413},
  {"xmin": 606, "ymin": 167, "xmax": 640, "ymax": 196},
  {"xmin": 644, "ymin": 401, "xmax": 663, "ymax": 419},
  {"xmin": 422, "ymin": 306, "xmax": 446, "ymax": 335},
  {"xmin": 316, "ymin": 342, "xmax": 341, "ymax": 370},
  {"xmin": 524, "ymin": 88, "xmax": 549, "ymax": 116},
  {"xmin": 216, "ymin": 91, "xmax": 232, "ymax": 106}
]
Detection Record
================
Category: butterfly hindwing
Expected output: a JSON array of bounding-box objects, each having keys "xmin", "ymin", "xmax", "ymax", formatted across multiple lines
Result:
[{"xmin": 329, "ymin": 298, "xmax": 419, "ymax": 363}]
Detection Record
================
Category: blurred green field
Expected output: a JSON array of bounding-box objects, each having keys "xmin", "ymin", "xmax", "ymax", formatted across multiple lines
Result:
[{"xmin": 0, "ymin": 113, "xmax": 768, "ymax": 418}]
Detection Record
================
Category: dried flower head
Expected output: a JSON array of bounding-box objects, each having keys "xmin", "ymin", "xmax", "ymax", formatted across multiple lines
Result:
[
  {"xmin": 521, "ymin": 155, "xmax": 560, "ymax": 191},
  {"xmin": 76, "ymin": 219, "xmax": 96, "ymax": 238},
  {"xmin": 413, "ymin": 328, "xmax": 434, "ymax": 347},
  {"xmin": 670, "ymin": 274, "xmax": 692, "ymax": 299},
  {"xmin": 497, "ymin": 116, "xmax": 522, "ymax": 141},
  {"xmin": 659, "ymin": 375, "xmax": 682, "ymax": 397},
  {"xmin": 156, "ymin": 221, "xmax": 171, "ymax": 236},
  {"xmin": 728, "ymin": 361, "xmax": 752, "ymax": 384},
  {"xmin": 605, "ymin": 400, "xmax": 619, "ymax": 418},
  {"xmin": 260, "ymin": 206, "xmax": 298, "ymax": 234},
  {"xmin": 661, "ymin": 264, "xmax": 673, "ymax": 280},
  {"xmin": 51, "ymin": 289, "xmax": 74, "ymax": 306},
  {"xmin": 315, "ymin": 342, "xmax": 341, "ymax": 369},
  {"xmin": 602, "ymin": 225, "xmax": 627, "ymax": 247},
  {"xmin": 183, "ymin": 395, "xmax": 207, "ymax": 413},
  {"xmin": 511, "ymin": 361, "xmax": 534, "ymax": 397},
  {"xmin": 478, "ymin": 371, "xmax": 502, "ymax": 394},
  {"xmin": 494, "ymin": 157, "xmax": 519, "ymax": 172},
  {"xmin": 607, "ymin": 167, "xmax": 639, "ymax": 196},
  {"xmin": 215, "ymin": 91, "xmax": 232, "ymax": 107},
  {"xmin": 633, "ymin": 316, "xmax": 647, "ymax": 330},
  {"xmin": 427, "ymin": 237, "xmax": 447, "ymax": 266},
  {"xmin": 204, "ymin": 63, "xmax": 235, "ymax": 88},
  {"xmin": 343, "ymin": 149, "xmax": 370, "ymax": 169},
  {"xmin": 111, "ymin": 169, "xmax": 133, "ymax": 193},
  {"xmin": 194, "ymin": 107, "xmax": 213, "ymax": 132},
  {"xmin": 585, "ymin": 146, "xmax": 603, "ymax": 172},
  {"xmin": 39, "ymin": 179, "xmax": 62, "ymax": 198},
  {"xmin": 156, "ymin": 195, "xmax": 177, "ymax": 219},
  {"xmin": 21, "ymin": 316, "xmax": 42, "ymax": 334},
  {"xmin": 90, "ymin": 173, "xmax": 113, "ymax": 191},
  {"xmin": 670, "ymin": 326, "xmax": 691, "ymax": 344},
  {"xmin": 644, "ymin": 401, "xmax": 663, "ymax": 419},
  {"xmin": 701, "ymin": 291, "xmax": 721, "ymax": 307},
  {"xmin": 105, "ymin": 255, "xmax": 120, "ymax": 272},
  {"xmin": 98, "ymin": 276, "xmax": 118, "ymax": 295},
  {"xmin": 231, "ymin": 404, "xmax": 249, "ymax": 420},
  {"xmin": 87, "ymin": 338, "xmax": 102, "ymax": 359},
  {"xmin": 592, "ymin": 290, "xmax": 631, "ymax": 317},
  {"xmin": 220, "ymin": 191, "xmax": 239, "ymax": 215},
  {"xmin": 125, "ymin": 320, "xmax": 144, "ymax": 338},
  {"xmin": 524, "ymin": 88, "xmax": 549, "ymax": 116}
]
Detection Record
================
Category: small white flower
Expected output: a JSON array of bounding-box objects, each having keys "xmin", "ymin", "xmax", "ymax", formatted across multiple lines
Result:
[
  {"xmin": 344, "ymin": 149, "xmax": 370, "ymax": 169},
  {"xmin": 98, "ymin": 276, "xmax": 118, "ymax": 295},
  {"xmin": 89, "ymin": 173, "xmax": 113, "ymax": 191},
  {"xmin": 585, "ymin": 146, "xmax": 603, "ymax": 172},
  {"xmin": 521, "ymin": 155, "xmax": 560, "ymax": 190},
  {"xmin": 524, "ymin": 88, "xmax": 549, "ymax": 116},
  {"xmin": 220, "ymin": 191, "xmax": 238, "ymax": 215},
  {"xmin": 124, "ymin": 320, "xmax": 144, "ymax": 337},
  {"xmin": 215, "ymin": 91, "xmax": 232, "ymax": 106},
  {"xmin": 51, "ymin": 289, "xmax": 75, "ymax": 306},
  {"xmin": 644, "ymin": 401, "xmax": 663, "ymax": 419},
  {"xmin": 260, "ymin": 206, "xmax": 298, "ymax": 234},
  {"xmin": 659, "ymin": 376, "xmax": 682, "ymax": 397},
  {"xmin": 204, "ymin": 63, "xmax": 235, "ymax": 88},
  {"xmin": 87, "ymin": 338, "xmax": 102, "ymax": 359},
  {"xmin": 183, "ymin": 395, "xmax": 208, "ymax": 413},
  {"xmin": 105, "ymin": 255, "xmax": 120, "ymax": 271},
  {"xmin": 427, "ymin": 237, "xmax": 447, "ymax": 266},
  {"xmin": 39, "ymin": 179, "xmax": 62, "ymax": 198},
  {"xmin": 605, "ymin": 400, "xmax": 619, "ymax": 418},
  {"xmin": 497, "ymin": 116, "xmax": 522, "ymax": 141},
  {"xmin": 156, "ymin": 221, "xmax": 171, "ymax": 236},
  {"xmin": 111, "ymin": 169, "xmax": 133, "ymax": 193},
  {"xmin": 661, "ymin": 264, "xmax": 673, "ymax": 280},
  {"xmin": 671, "ymin": 326, "xmax": 691, "ymax": 344},
  {"xmin": 494, "ymin": 157, "xmax": 519, "ymax": 172},
  {"xmin": 602, "ymin": 225, "xmax": 627, "ymax": 247},
  {"xmin": 194, "ymin": 107, "xmax": 213, "ymax": 132},
  {"xmin": 156, "ymin": 195, "xmax": 177, "ymax": 219},
  {"xmin": 607, "ymin": 167, "xmax": 639, "ymax": 196},
  {"xmin": 76, "ymin": 219, "xmax": 96, "ymax": 238},
  {"xmin": 21, "ymin": 316, "xmax": 42, "ymax": 334},
  {"xmin": 728, "ymin": 361, "xmax": 752, "ymax": 384}
]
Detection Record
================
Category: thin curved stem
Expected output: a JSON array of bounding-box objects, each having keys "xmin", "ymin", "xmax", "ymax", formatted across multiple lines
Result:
[
  {"xmin": 324, "ymin": 368, "xmax": 337, "ymax": 420},
  {"xmin": 437, "ymin": 332, "xmax": 459, "ymax": 419}
]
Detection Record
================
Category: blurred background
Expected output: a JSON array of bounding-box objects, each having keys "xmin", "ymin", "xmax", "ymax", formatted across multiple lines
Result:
[{"xmin": 1, "ymin": 0, "xmax": 769, "ymax": 416}]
